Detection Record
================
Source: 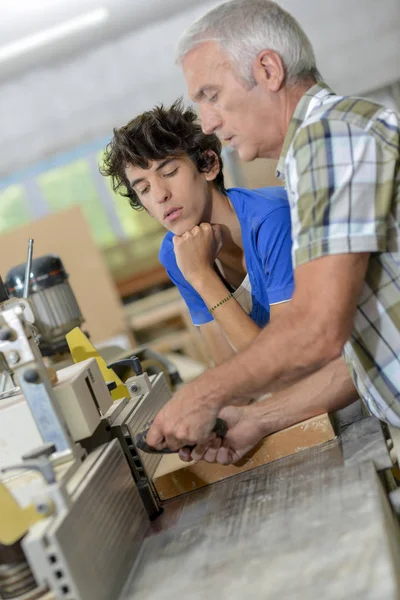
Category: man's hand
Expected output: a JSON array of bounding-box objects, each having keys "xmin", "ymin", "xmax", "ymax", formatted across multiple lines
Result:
[
  {"xmin": 173, "ymin": 223, "xmax": 223, "ymax": 287},
  {"xmin": 145, "ymin": 383, "xmax": 221, "ymax": 451},
  {"xmin": 179, "ymin": 404, "xmax": 267, "ymax": 464}
]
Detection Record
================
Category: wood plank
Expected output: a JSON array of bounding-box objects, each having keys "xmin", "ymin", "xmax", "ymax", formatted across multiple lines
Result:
[
  {"xmin": 123, "ymin": 287, "xmax": 181, "ymax": 322},
  {"xmin": 115, "ymin": 264, "xmax": 170, "ymax": 299},
  {"xmin": 126, "ymin": 299, "xmax": 186, "ymax": 331},
  {"xmin": 153, "ymin": 413, "xmax": 336, "ymax": 500}
]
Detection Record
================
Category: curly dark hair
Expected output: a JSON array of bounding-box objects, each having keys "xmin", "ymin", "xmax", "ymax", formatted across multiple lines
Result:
[{"xmin": 99, "ymin": 98, "xmax": 226, "ymax": 210}]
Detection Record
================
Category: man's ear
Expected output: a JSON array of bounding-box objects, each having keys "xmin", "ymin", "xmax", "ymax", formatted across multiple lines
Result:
[
  {"xmin": 202, "ymin": 150, "xmax": 221, "ymax": 182},
  {"xmin": 253, "ymin": 49, "xmax": 285, "ymax": 92}
]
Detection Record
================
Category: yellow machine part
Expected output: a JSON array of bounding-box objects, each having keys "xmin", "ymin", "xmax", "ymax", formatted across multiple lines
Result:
[
  {"xmin": 66, "ymin": 328, "xmax": 129, "ymax": 401},
  {"xmin": 0, "ymin": 483, "xmax": 49, "ymax": 546}
]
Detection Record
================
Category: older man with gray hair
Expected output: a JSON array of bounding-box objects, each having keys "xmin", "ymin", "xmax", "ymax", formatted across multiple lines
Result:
[{"xmin": 146, "ymin": 0, "xmax": 400, "ymax": 464}]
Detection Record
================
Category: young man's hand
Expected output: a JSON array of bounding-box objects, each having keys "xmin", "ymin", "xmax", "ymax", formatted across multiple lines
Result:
[{"xmin": 173, "ymin": 223, "xmax": 223, "ymax": 287}]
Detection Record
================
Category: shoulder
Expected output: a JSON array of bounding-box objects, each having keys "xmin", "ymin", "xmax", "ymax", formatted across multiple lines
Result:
[
  {"xmin": 294, "ymin": 95, "xmax": 400, "ymax": 156},
  {"xmin": 227, "ymin": 186, "xmax": 289, "ymax": 220},
  {"xmin": 306, "ymin": 94, "xmax": 388, "ymax": 130},
  {"xmin": 227, "ymin": 188, "xmax": 291, "ymax": 257}
]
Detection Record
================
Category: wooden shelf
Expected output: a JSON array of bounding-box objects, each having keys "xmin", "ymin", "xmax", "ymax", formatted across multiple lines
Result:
[{"xmin": 123, "ymin": 287, "xmax": 211, "ymax": 366}]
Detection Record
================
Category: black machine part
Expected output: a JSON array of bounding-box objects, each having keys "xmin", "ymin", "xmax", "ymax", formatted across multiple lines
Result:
[
  {"xmin": 5, "ymin": 254, "xmax": 84, "ymax": 356},
  {"xmin": 0, "ymin": 540, "xmax": 38, "ymax": 599},
  {"xmin": 108, "ymin": 348, "xmax": 183, "ymax": 389},
  {"xmin": 6, "ymin": 254, "xmax": 69, "ymax": 297},
  {"xmin": 135, "ymin": 418, "xmax": 229, "ymax": 454},
  {"xmin": 0, "ymin": 277, "xmax": 9, "ymax": 303}
]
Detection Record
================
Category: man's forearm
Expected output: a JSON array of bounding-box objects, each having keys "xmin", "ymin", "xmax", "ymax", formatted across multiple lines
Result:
[
  {"xmin": 190, "ymin": 302, "xmax": 343, "ymax": 410},
  {"xmin": 251, "ymin": 356, "xmax": 358, "ymax": 436}
]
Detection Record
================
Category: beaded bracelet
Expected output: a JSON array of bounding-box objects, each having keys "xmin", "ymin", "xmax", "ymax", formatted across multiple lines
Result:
[{"xmin": 208, "ymin": 292, "xmax": 234, "ymax": 313}]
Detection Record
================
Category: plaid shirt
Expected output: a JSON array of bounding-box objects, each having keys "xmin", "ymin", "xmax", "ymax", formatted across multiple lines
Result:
[{"xmin": 277, "ymin": 83, "xmax": 400, "ymax": 425}]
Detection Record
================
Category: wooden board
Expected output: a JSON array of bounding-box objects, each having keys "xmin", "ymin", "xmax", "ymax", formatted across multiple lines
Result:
[
  {"xmin": 0, "ymin": 206, "xmax": 130, "ymax": 344},
  {"xmin": 153, "ymin": 413, "xmax": 336, "ymax": 500}
]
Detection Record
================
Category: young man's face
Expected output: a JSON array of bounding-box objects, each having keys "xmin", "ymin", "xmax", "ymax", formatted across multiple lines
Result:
[
  {"xmin": 125, "ymin": 155, "xmax": 215, "ymax": 236},
  {"xmin": 182, "ymin": 41, "xmax": 284, "ymax": 161}
]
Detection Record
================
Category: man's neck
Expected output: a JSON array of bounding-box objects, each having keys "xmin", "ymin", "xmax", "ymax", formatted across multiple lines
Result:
[
  {"xmin": 286, "ymin": 81, "xmax": 314, "ymax": 121},
  {"xmin": 269, "ymin": 80, "xmax": 316, "ymax": 160},
  {"xmin": 208, "ymin": 188, "xmax": 243, "ymax": 254},
  {"xmin": 275, "ymin": 80, "xmax": 329, "ymax": 175}
]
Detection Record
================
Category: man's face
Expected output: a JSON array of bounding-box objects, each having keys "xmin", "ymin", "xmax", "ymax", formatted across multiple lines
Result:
[
  {"xmin": 183, "ymin": 41, "xmax": 283, "ymax": 161},
  {"xmin": 125, "ymin": 155, "xmax": 213, "ymax": 236}
]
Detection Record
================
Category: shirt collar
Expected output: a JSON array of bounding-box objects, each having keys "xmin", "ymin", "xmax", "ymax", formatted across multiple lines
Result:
[{"xmin": 276, "ymin": 82, "xmax": 336, "ymax": 180}]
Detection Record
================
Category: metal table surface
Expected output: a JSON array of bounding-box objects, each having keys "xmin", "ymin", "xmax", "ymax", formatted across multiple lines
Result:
[{"xmin": 120, "ymin": 408, "xmax": 400, "ymax": 600}]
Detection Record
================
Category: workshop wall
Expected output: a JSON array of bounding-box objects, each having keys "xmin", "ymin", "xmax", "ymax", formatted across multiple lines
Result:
[{"xmin": 0, "ymin": 206, "xmax": 129, "ymax": 343}]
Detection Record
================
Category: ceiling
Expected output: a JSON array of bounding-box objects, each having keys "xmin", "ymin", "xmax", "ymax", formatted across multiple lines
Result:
[
  {"xmin": 1, "ymin": 0, "xmax": 400, "ymax": 89},
  {"xmin": 0, "ymin": 0, "xmax": 204, "ymax": 81}
]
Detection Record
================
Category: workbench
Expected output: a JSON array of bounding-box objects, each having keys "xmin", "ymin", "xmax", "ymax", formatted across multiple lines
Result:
[{"xmin": 119, "ymin": 403, "xmax": 400, "ymax": 599}]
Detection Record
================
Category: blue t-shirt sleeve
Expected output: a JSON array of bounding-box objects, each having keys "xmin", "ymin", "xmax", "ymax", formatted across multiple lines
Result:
[
  {"xmin": 159, "ymin": 239, "xmax": 213, "ymax": 326},
  {"xmin": 256, "ymin": 206, "xmax": 294, "ymax": 304}
]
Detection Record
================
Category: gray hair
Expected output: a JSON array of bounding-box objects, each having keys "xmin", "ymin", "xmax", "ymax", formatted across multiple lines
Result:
[{"xmin": 176, "ymin": 0, "xmax": 322, "ymax": 86}]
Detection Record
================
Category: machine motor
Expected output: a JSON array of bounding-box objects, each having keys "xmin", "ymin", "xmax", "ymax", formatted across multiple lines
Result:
[{"xmin": 5, "ymin": 255, "xmax": 84, "ymax": 356}]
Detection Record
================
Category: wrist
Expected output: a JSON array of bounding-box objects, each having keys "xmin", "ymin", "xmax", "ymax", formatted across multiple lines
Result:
[
  {"xmin": 250, "ymin": 399, "xmax": 279, "ymax": 438},
  {"xmin": 192, "ymin": 369, "xmax": 231, "ymax": 412},
  {"xmin": 188, "ymin": 268, "xmax": 219, "ymax": 293}
]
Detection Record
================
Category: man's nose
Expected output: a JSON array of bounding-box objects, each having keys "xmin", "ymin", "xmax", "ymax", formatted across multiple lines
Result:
[
  {"xmin": 200, "ymin": 105, "xmax": 221, "ymax": 135},
  {"xmin": 153, "ymin": 181, "xmax": 171, "ymax": 204}
]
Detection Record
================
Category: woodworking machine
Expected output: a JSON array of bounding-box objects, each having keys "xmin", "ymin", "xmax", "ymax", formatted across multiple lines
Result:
[{"xmin": 0, "ymin": 295, "xmax": 171, "ymax": 600}]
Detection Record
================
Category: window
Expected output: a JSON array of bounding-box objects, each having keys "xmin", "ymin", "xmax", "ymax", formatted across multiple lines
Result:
[
  {"xmin": 38, "ymin": 159, "xmax": 116, "ymax": 247},
  {"xmin": 0, "ymin": 184, "xmax": 31, "ymax": 234}
]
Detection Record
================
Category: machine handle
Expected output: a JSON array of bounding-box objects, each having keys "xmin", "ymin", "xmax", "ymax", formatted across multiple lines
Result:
[
  {"xmin": 2, "ymin": 457, "xmax": 56, "ymax": 484},
  {"xmin": 135, "ymin": 418, "xmax": 229, "ymax": 454},
  {"xmin": 107, "ymin": 356, "xmax": 143, "ymax": 379}
]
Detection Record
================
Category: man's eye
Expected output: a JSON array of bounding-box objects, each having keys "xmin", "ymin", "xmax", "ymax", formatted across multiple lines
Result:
[
  {"xmin": 139, "ymin": 186, "xmax": 150, "ymax": 195},
  {"xmin": 209, "ymin": 94, "xmax": 218, "ymax": 103},
  {"xmin": 163, "ymin": 168, "xmax": 178, "ymax": 178}
]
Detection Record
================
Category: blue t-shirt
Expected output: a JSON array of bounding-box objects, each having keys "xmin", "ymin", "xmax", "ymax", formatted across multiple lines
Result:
[{"xmin": 159, "ymin": 187, "xmax": 294, "ymax": 327}]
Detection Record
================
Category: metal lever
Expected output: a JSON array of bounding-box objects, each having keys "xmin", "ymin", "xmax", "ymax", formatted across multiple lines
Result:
[
  {"xmin": 135, "ymin": 418, "xmax": 229, "ymax": 454},
  {"xmin": 23, "ymin": 238, "xmax": 34, "ymax": 299},
  {"xmin": 2, "ymin": 457, "xmax": 56, "ymax": 484},
  {"xmin": 107, "ymin": 356, "xmax": 143, "ymax": 381}
]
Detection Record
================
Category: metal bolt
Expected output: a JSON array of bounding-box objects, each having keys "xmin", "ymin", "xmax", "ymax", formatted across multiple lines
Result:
[
  {"xmin": 130, "ymin": 383, "xmax": 139, "ymax": 393},
  {"xmin": 23, "ymin": 368, "xmax": 40, "ymax": 384},
  {"xmin": 8, "ymin": 351, "xmax": 20, "ymax": 365},
  {"xmin": 36, "ymin": 502, "xmax": 51, "ymax": 515},
  {"xmin": 0, "ymin": 329, "xmax": 12, "ymax": 341}
]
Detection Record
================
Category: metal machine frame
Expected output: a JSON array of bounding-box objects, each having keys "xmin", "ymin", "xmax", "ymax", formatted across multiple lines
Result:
[{"xmin": 0, "ymin": 303, "xmax": 171, "ymax": 600}]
